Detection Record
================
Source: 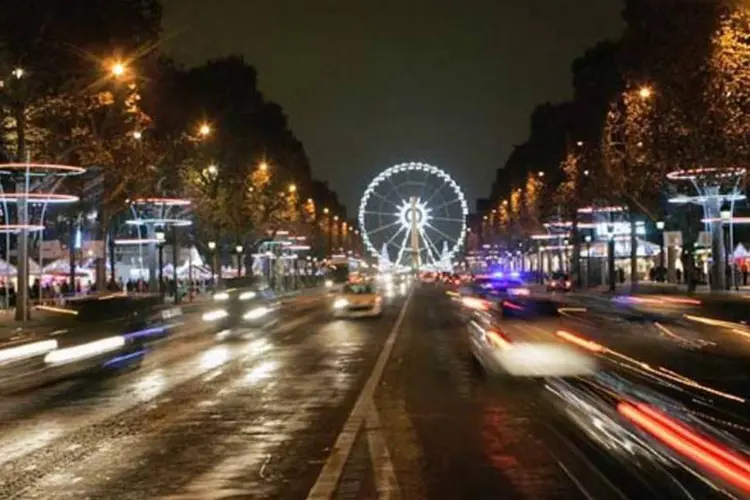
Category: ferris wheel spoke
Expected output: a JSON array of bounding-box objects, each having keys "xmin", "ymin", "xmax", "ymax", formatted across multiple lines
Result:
[
  {"xmin": 370, "ymin": 190, "xmax": 401, "ymax": 209},
  {"xmin": 393, "ymin": 229, "xmax": 412, "ymax": 266},
  {"xmin": 418, "ymin": 227, "xmax": 441, "ymax": 265},
  {"xmin": 384, "ymin": 224, "xmax": 407, "ymax": 248},
  {"xmin": 424, "ymin": 222, "xmax": 458, "ymax": 243},
  {"xmin": 431, "ymin": 197, "xmax": 461, "ymax": 212},
  {"xmin": 386, "ymin": 175, "xmax": 407, "ymax": 203},
  {"xmin": 366, "ymin": 219, "xmax": 402, "ymax": 237},
  {"xmin": 418, "ymin": 170, "xmax": 432, "ymax": 201},
  {"xmin": 363, "ymin": 210, "xmax": 398, "ymax": 217},
  {"xmin": 428, "ymin": 216, "xmax": 464, "ymax": 223}
]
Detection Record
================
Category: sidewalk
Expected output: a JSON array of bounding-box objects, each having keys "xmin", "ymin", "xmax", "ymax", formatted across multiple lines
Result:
[{"xmin": 577, "ymin": 281, "xmax": 750, "ymax": 296}]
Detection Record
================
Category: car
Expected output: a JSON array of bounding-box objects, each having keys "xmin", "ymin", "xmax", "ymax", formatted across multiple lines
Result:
[
  {"xmin": 546, "ymin": 273, "xmax": 572, "ymax": 292},
  {"xmin": 465, "ymin": 300, "xmax": 597, "ymax": 378},
  {"xmin": 201, "ymin": 278, "xmax": 281, "ymax": 336},
  {"xmin": 332, "ymin": 282, "xmax": 383, "ymax": 318}
]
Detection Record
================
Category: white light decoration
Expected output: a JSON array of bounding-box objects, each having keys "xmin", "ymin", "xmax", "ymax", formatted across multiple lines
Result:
[{"xmin": 358, "ymin": 162, "xmax": 468, "ymax": 269}]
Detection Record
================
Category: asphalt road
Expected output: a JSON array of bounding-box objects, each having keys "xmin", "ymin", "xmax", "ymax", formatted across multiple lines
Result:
[{"xmin": 1, "ymin": 284, "xmax": 749, "ymax": 499}]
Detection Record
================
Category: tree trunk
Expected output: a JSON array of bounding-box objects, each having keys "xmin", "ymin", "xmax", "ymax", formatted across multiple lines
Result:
[
  {"xmin": 629, "ymin": 210, "xmax": 638, "ymax": 290},
  {"xmin": 95, "ymin": 206, "xmax": 108, "ymax": 290},
  {"xmin": 14, "ymin": 104, "xmax": 30, "ymax": 321}
]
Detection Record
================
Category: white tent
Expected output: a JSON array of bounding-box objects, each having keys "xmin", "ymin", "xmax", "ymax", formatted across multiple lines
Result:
[{"xmin": 733, "ymin": 243, "xmax": 749, "ymax": 259}]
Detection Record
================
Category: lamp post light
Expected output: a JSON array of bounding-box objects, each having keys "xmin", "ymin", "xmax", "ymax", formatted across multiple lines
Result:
[
  {"xmin": 236, "ymin": 244, "xmax": 243, "ymax": 277},
  {"xmin": 656, "ymin": 220, "xmax": 666, "ymax": 282},
  {"xmin": 155, "ymin": 230, "xmax": 166, "ymax": 298}
]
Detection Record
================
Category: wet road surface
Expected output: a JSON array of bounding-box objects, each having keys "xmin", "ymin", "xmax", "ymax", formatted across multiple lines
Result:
[{"xmin": 1, "ymin": 285, "xmax": 749, "ymax": 499}]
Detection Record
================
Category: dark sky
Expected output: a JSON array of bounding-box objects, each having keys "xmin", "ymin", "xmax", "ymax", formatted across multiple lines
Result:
[{"xmin": 160, "ymin": 0, "xmax": 624, "ymax": 214}]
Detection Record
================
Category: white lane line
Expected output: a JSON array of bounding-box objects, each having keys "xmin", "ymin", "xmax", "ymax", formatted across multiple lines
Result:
[
  {"xmin": 365, "ymin": 402, "xmax": 399, "ymax": 499},
  {"xmin": 307, "ymin": 290, "xmax": 413, "ymax": 499}
]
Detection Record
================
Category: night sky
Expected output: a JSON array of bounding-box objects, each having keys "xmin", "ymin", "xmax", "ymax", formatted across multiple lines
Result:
[{"xmin": 160, "ymin": 0, "xmax": 624, "ymax": 213}]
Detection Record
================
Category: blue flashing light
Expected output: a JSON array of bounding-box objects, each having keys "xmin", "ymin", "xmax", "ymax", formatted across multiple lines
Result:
[
  {"xmin": 510, "ymin": 271, "xmax": 520, "ymax": 279},
  {"xmin": 491, "ymin": 271, "xmax": 504, "ymax": 279},
  {"xmin": 102, "ymin": 349, "xmax": 147, "ymax": 368}
]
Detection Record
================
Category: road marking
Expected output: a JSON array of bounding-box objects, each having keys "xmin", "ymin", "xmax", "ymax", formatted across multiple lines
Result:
[
  {"xmin": 365, "ymin": 402, "xmax": 399, "ymax": 499},
  {"xmin": 307, "ymin": 291, "xmax": 413, "ymax": 499}
]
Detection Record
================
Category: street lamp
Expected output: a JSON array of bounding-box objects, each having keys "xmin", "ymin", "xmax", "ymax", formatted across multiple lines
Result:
[
  {"xmin": 235, "ymin": 244, "xmax": 243, "ymax": 277},
  {"xmin": 537, "ymin": 171, "xmax": 545, "ymax": 178},
  {"xmin": 656, "ymin": 220, "xmax": 665, "ymax": 282},
  {"xmin": 638, "ymin": 86, "xmax": 653, "ymax": 100},
  {"xmin": 207, "ymin": 164, "xmax": 218, "ymax": 175},
  {"xmin": 584, "ymin": 235, "xmax": 592, "ymax": 288},
  {"xmin": 207, "ymin": 241, "xmax": 217, "ymax": 286},
  {"xmin": 607, "ymin": 223, "xmax": 616, "ymax": 291},
  {"xmin": 110, "ymin": 62, "xmax": 126, "ymax": 78},
  {"xmin": 259, "ymin": 161, "xmax": 269, "ymax": 172},
  {"xmin": 288, "ymin": 183, "xmax": 297, "ymax": 193},
  {"xmin": 155, "ymin": 230, "xmax": 166, "ymax": 298}
]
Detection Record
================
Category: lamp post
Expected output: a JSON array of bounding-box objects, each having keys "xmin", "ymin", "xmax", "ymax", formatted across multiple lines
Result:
[
  {"xmin": 235, "ymin": 244, "xmax": 243, "ymax": 277},
  {"xmin": 607, "ymin": 224, "xmax": 616, "ymax": 292},
  {"xmin": 155, "ymin": 230, "xmax": 165, "ymax": 298},
  {"xmin": 208, "ymin": 241, "xmax": 216, "ymax": 287},
  {"xmin": 720, "ymin": 207, "xmax": 734, "ymax": 290},
  {"xmin": 656, "ymin": 220, "xmax": 665, "ymax": 282},
  {"xmin": 584, "ymin": 235, "xmax": 592, "ymax": 288}
]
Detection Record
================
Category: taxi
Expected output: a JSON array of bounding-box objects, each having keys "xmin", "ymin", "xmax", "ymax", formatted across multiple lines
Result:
[{"xmin": 332, "ymin": 281, "xmax": 383, "ymax": 318}]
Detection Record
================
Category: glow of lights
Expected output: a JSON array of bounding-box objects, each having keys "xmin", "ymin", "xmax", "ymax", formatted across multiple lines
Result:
[
  {"xmin": 132, "ymin": 130, "xmax": 142, "ymax": 140},
  {"xmin": 213, "ymin": 292, "xmax": 230, "ymax": 301},
  {"xmin": 207, "ymin": 241, "xmax": 216, "ymax": 250},
  {"xmin": 485, "ymin": 330, "xmax": 512, "ymax": 350},
  {"xmin": 0, "ymin": 224, "xmax": 45, "ymax": 233},
  {"xmin": 207, "ymin": 164, "xmax": 218, "ymax": 175},
  {"xmin": 239, "ymin": 291, "xmax": 256, "ymax": 301},
  {"xmin": 245, "ymin": 360, "xmax": 278, "ymax": 384},
  {"xmin": 125, "ymin": 218, "xmax": 192, "ymax": 227},
  {"xmin": 358, "ymin": 162, "xmax": 468, "ymax": 266},
  {"xmin": 461, "ymin": 296, "xmax": 490, "ymax": 311},
  {"xmin": 259, "ymin": 161, "xmax": 268, "ymax": 171},
  {"xmin": 638, "ymin": 86, "xmax": 653, "ymax": 99},
  {"xmin": 44, "ymin": 336, "xmax": 125, "ymax": 365},
  {"xmin": 131, "ymin": 197, "xmax": 191, "ymax": 206},
  {"xmin": 114, "ymin": 238, "xmax": 160, "ymax": 245},
  {"xmin": 0, "ymin": 163, "xmax": 85, "ymax": 176},
  {"xmin": 618, "ymin": 402, "xmax": 750, "ymax": 493},
  {"xmin": 577, "ymin": 205, "xmax": 625, "ymax": 214},
  {"xmin": 202, "ymin": 309, "xmax": 228, "ymax": 322},
  {"xmin": 0, "ymin": 193, "xmax": 79, "ymax": 204},
  {"xmin": 288, "ymin": 184, "xmax": 297, "ymax": 193},
  {"xmin": 507, "ymin": 288, "xmax": 530, "ymax": 296},
  {"xmin": 244, "ymin": 306, "xmax": 269, "ymax": 320},
  {"xmin": 530, "ymin": 234, "xmax": 567, "ymax": 240},
  {"xmin": 35, "ymin": 305, "xmax": 77, "ymax": 315},
  {"xmin": 669, "ymin": 194, "xmax": 746, "ymax": 205},
  {"xmin": 555, "ymin": 330, "xmax": 605, "ymax": 353},
  {"xmin": 200, "ymin": 345, "xmax": 229, "ymax": 371},
  {"xmin": 333, "ymin": 298, "xmax": 349, "ymax": 309},
  {"xmin": 702, "ymin": 217, "xmax": 750, "ymax": 224},
  {"xmin": 110, "ymin": 62, "xmax": 126, "ymax": 77},
  {"xmin": 12, "ymin": 67, "xmax": 24, "ymax": 79},
  {"xmin": 667, "ymin": 167, "xmax": 746, "ymax": 181},
  {"xmin": 325, "ymin": 280, "xmax": 334, "ymax": 288},
  {"xmin": 198, "ymin": 123, "xmax": 211, "ymax": 136},
  {"xmin": 0, "ymin": 339, "xmax": 58, "ymax": 365}
]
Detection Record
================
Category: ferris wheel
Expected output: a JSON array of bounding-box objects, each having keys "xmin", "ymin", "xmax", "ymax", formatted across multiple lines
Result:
[{"xmin": 358, "ymin": 162, "xmax": 468, "ymax": 269}]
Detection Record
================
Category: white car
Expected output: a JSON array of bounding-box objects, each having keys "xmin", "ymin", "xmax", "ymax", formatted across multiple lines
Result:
[{"xmin": 332, "ymin": 282, "xmax": 383, "ymax": 318}]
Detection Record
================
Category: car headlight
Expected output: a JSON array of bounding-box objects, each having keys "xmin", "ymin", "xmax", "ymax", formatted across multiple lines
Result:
[
  {"xmin": 565, "ymin": 280, "xmax": 572, "ymax": 287},
  {"xmin": 333, "ymin": 298, "xmax": 348, "ymax": 309},
  {"xmin": 243, "ymin": 306, "xmax": 269, "ymax": 320},
  {"xmin": 202, "ymin": 309, "xmax": 228, "ymax": 322},
  {"xmin": 325, "ymin": 280, "xmax": 334, "ymax": 288},
  {"xmin": 213, "ymin": 292, "xmax": 230, "ymax": 301},
  {"xmin": 239, "ymin": 291, "xmax": 256, "ymax": 301}
]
